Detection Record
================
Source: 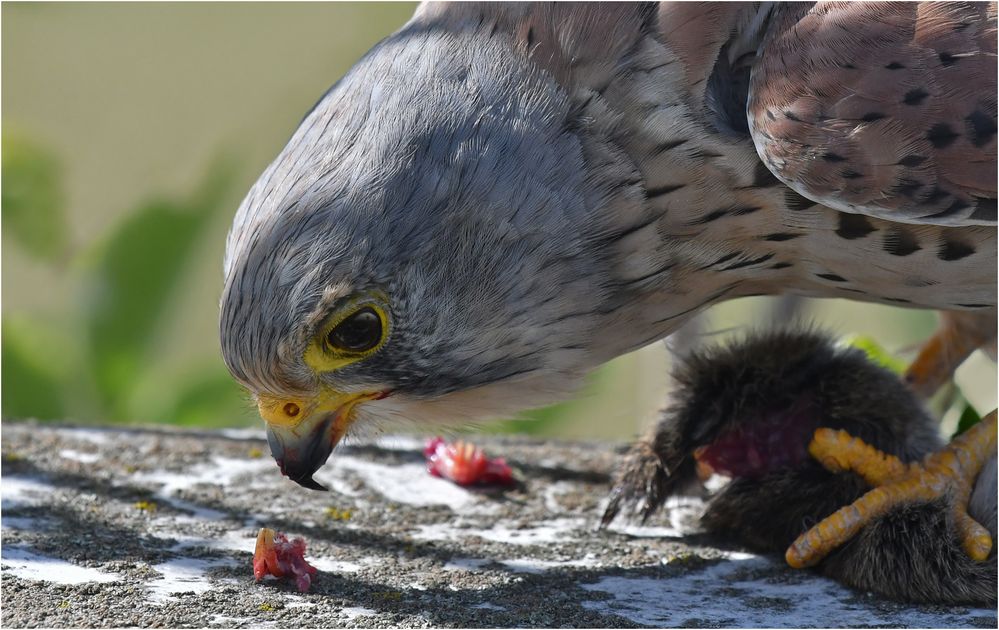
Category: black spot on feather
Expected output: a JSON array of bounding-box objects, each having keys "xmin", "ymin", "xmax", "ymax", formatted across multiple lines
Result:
[
  {"xmin": 692, "ymin": 148, "xmax": 724, "ymax": 159},
  {"xmin": 897, "ymin": 155, "xmax": 927, "ymax": 167},
  {"xmin": 835, "ymin": 214, "xmax": 876, "ymax": 240},
  {"xmin": 763, "ymin": 233, "xmax": 800, "ymax": 242},
  {"xmin": 883, "ymin": 229, "xmax": 921, "ymax": 256},
  {"xmin": 927, "ymin": 124, "xmax": 959, "ymax": 148},
  {"xmin": 751, "ymin": 162, "xmax": 781, "ymax": 188},
  {"xmin": 966, "ymin": 110, "xmax": 997, "ymax": 148},
  {"xmin": 703, "ymin": 252, "xmax": 740, "ymax": 268},
  {"xmin": 938, "ymin": 240, "xmax": 975, "ymax": 261},
  {"xmin": 903, "ymin": 89, "xmax": 929, "ymax": 106},
  {"xmin": 785, "ymin": 189, "xmax": 817, "ymax": 211},
  {"xmin": 651, "ymin": 139, "xmax": 689, "ymax": 156},
  {"xmin": 646, "ymin": 184, "xmax": 685, "ymax": 200},
  {"xmin": 690, "ymin": 208, "xmax": 728, "ymax": 225},
  {"xmin": 816, "ymin": 273, "xmax": 848, "ymax": 282}
]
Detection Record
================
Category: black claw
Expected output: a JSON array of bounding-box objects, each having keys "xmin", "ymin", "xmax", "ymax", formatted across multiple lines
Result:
[
  {"xmin": 603, "ymin": 454, "xmax": 673, "ymax": 528},
  {"xmin": 600, "ymin": 490, "xmax": 624, "ymax": 528}
]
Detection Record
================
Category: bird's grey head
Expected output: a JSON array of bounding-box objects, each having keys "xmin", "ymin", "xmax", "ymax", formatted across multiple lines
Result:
[{"xmin": 220, "ymin": 21, "xmax": 626, "ymax": 489}]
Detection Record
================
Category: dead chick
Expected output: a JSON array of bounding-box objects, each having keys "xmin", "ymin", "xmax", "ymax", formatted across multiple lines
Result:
[{"xmin": 603, "ymin": 329, "xmax": 997, "ymax": 605}]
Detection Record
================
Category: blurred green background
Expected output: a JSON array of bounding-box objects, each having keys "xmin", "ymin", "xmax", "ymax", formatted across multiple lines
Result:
[{"xmin": 3, "ymin": 3, "xmax": 994, "ymax": 440}]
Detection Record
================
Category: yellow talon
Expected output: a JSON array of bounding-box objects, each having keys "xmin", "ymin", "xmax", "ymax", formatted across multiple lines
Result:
[{"xmin": 787, "ymin": 410, "xmax": 997, "ymax": 569}]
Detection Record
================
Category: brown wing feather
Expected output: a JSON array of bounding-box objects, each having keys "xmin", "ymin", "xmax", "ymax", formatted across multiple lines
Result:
[{"xmin": 749, "ymin": 2, "xmax": 997, "ymax": 226}]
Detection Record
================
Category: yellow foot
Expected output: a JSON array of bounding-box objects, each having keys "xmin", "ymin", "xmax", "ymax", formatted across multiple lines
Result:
[{"xmin": 786, "ymin": 410, "xmax": 997, "ymax": 569}]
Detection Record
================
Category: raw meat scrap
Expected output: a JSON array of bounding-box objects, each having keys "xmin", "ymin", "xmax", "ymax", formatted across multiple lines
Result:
[
  {"xmin": 252, "ymin": 527, "xmax": 317, "ymax": 592},
  {"xmin": 424, "ymin": 437, "xmax": 516, "ymax": 486}
]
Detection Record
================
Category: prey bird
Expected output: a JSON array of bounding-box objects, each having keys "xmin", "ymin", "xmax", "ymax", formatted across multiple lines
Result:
[
  {"xmin": 603, "ymin": 329, "xmax": 997, "ymax": 605},
  {"xmin": 220, "ymin": 2, "xmax": 997, "ymax": 572}
]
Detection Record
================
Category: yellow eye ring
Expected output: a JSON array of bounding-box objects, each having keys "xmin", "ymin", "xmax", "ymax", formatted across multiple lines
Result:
[
  {"xmin": 304, "ymin": 299, "xmax": 390, "ymax": 373},
  {"xmin": 324, "ymin": 306, "xmax": 382, "ymax": 352}
]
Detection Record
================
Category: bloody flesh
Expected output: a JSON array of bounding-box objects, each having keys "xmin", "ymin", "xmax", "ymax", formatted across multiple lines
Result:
[
  {"xmin": 424, "ymin": 437, "xmax": 516, "ymax": 486},
  {"xmin": 693, "ymin": 404, "xmax": 819, "ymax": 479},
  {"xmin": 253, "ymin": 527, "xmax": 318, "ymax": 592}
]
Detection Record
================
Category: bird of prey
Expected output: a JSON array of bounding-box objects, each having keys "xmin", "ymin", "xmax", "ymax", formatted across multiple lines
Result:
[
  {"xmin": 602, "ymin": 329, "xmax": 996, "ymax": 605},
  {"xmin": 220, "ymin": 2, "xmax": 997, "ymax": 569}
]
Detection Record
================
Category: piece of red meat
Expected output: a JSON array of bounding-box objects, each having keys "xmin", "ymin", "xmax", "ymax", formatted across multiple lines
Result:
[
  {"xmin": 424, "ymin": 437, "xmax": 516, "ymax": 486},
  {"xmin": 252, "ymin": 527, "xmax": 318, "ymax": 593}
]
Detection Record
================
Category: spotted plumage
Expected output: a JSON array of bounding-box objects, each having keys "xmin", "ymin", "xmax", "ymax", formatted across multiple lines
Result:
[{"xmin": 749, "ymin": 2, "xmax": 996, "ymax": 226}]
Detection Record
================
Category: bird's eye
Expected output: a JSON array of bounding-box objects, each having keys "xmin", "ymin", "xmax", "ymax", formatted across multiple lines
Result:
[{"xmin": 325, "ymin": 307, "xmax": 383, "ymax": 352}]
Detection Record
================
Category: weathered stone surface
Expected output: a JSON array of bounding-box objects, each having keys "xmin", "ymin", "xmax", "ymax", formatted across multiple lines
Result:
[{"xmin": 1, "ymin": 422, "xmax": 994, "ymax": 628}]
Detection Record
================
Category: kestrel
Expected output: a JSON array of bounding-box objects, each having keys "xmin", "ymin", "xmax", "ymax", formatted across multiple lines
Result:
[{"xmin": 220, "ymin": 2, "xmax": 997, "ymax": 569}]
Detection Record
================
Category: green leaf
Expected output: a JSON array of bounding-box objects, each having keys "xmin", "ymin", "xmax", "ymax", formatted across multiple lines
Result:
[
  {"xmin": 81, "ymin": 160, "xmax": 235, "ymax": 419},
  {"xmin": 844, "ymin": 335, "xmax": 908, "ymax": 375},
  {"xmin": 1, "ymin": 320, "xmax": 65, "ymax": 420},
  {"xmin": 1, "ymin": 134, "xmax": 68, "ymax": 262},
  {"xmin": 954, "ymin": 404, "xmax": 982, "ymax": 437}
]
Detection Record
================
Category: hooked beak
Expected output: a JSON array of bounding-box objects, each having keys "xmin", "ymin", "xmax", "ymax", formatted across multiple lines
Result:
[{"xmin": 257, "ymin": 390, "xmax": 386, "ymax": 491}]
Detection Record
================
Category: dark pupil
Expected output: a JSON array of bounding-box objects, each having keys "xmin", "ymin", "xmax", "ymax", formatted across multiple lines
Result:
[{"xmin": 328, "ymin": 308, "xmax": 381, "ymax": 352}]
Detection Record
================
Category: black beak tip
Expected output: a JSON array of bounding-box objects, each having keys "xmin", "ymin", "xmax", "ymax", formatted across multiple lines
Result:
[
  {"xmin": 267, "ymin": 417, "xmax": 337, "ymax": 492},
  {"xmin": 274, "ymin": 458, "xmax": 329, "ymax": 492},
  {"xmin": 293, "ymin": 475, "xmax": 329, "ymax": 492}
]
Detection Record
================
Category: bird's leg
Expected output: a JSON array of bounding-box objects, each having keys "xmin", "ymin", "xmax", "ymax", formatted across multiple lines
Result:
[
  {"xmin": 905, "ymin": 311, "xmax": 996, "ymax": 399},
  {"xmin": 786, "ymin": 410, "xmax": 997, "ymax": 569}
]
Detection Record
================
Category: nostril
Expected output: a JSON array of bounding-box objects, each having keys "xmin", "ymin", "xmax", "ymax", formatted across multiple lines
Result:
[{"xmin": 284, "ymin": 402, "xmax": 301, "ymax": 417}]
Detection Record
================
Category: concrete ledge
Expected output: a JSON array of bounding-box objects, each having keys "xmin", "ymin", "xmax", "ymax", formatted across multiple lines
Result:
[{"xmin": 2, "ymin": 422, "xmax": 994, "ymax": 628}]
